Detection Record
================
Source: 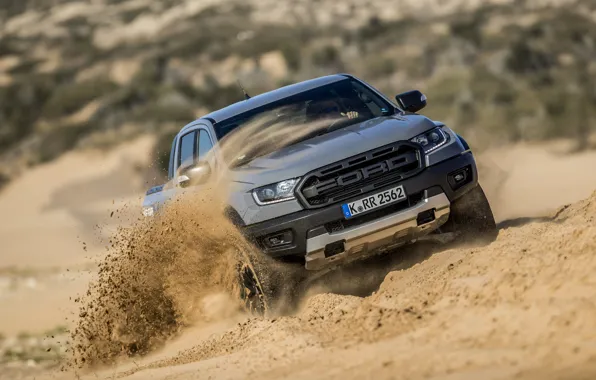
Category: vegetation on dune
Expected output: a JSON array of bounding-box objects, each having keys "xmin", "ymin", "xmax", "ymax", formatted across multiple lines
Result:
[
  {"xmin": 0, "ymin": 326, "xmax": 67, "ymax": 367},
  {"xmin": 0, "ymin": 0, "xmax": 595, "ymax": 182}
]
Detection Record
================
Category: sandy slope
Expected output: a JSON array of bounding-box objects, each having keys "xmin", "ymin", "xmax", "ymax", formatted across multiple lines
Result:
[
  {"xmin": 479, "ymin": 142, "xmax": 596, "ymax": 222},
  {"xmin": 0, "ymin": 136, "xmax": 154, "ymax": 269},
  {"xmin": 1, "ymin": 141, "xmax": 596, "ymax": 379},
  {"xmin": 94, "ymin": 190, "xmax": 595, "ymax": 380},
  {"xmin": 0, "ymin": 136, "xmax": 154, "ymax": 335}
]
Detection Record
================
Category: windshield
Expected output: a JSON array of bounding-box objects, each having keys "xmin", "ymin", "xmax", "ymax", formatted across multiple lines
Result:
[{"xmin": 214, "ymin": 78, "xmax": 394, "ymax": 167}]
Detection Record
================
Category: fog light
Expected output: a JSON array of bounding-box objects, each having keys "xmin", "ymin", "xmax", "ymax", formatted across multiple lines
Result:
[
  {"xmin": 448, "ymin": 166, "xmax": 472, "ymax": 190},
  {"xmin": 263, "ymin": 230, "xmax": 293, "ymax": 248}
]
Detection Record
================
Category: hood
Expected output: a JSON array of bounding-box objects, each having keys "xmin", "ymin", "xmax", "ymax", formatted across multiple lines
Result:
[{"xmin": 228, "ymin": 114, "xmax": 438, "ymax": 187}]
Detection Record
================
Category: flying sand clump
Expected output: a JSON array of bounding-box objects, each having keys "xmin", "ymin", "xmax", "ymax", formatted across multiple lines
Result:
[{"xmin": 69, "ymin": 190, "xmax": 253, "ymax": 367}]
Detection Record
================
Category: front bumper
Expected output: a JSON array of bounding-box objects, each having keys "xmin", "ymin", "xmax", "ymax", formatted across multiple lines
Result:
[
  {"xmin": 243, "ymin": 152, "xmax": 478, "ymax": 269},
  {"xmin": 304, "ymin": 192, "xmax": 450, "ymax": 270}
]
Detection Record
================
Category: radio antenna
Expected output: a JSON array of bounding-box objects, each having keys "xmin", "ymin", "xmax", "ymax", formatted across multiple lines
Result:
[{"xmin": 236, "ymin": 79, "xmax": 251, "ymax": 100}]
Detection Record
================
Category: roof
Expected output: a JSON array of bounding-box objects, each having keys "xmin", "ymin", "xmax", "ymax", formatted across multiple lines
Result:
[{"xmin": 201, "ymin": 74, "xmax": 349, "ymax": 123}]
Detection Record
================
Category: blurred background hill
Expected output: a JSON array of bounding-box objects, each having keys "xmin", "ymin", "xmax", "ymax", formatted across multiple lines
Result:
[{"xmin": 0, "ymin": 0, "xmax": 595, "ymax": 187}]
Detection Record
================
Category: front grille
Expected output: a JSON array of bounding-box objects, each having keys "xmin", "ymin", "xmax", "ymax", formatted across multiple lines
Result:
[
  {"xmin": 297, "ymin": 141, "xmax": 423, "ymax": 208},
  {"xmin": 324, "ymin": 191, "xmax": 425, "ymax": 233}
]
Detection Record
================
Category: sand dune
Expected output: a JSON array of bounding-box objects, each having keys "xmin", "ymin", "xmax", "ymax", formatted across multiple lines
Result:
[
  {"xmin": 0, "ymin": 136, "xmax": 154, "ymax": 336},
  {"xmin": 1, "ymin": 140, "xmax": 596, "ymax": 379}
]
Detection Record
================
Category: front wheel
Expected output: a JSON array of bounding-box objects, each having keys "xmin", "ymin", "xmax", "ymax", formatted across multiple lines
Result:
[
  {"xmin": 234, "ymin": 248, "xmax": 306, "ymax": 316},
  {"xmin": 442, "ymin": 185, "xmax": 497, "ymax": 244},
  {"xmin": 237, "ymin": 255, "xmax": 269, "ymax": 315}
]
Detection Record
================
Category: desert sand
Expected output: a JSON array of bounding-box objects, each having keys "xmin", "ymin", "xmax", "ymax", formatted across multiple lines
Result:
[
  {"xmin": 1, "ymin": 139, "xmax": 596, "ymax": 379},
  {"xmin": 0, "ymin": 136, "xmax": 154, "ymax": 335}
]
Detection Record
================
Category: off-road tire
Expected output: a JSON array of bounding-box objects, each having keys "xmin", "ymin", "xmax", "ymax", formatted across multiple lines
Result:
[
  {"xmin": 237, "ymin": 255, "xmax": 269, "ymax": 315},
  {"xmin": 442, "ymin": 185, "xmax": 497, "ymax": 243},
  {"xmin": 235, "ymin": 249, "xmax": 306, "ymax": 316}
]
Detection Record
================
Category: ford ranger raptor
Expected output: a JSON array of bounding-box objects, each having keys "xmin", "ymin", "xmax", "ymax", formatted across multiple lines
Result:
[{"xmin": 143, "ymin": 74, "xmax": 496, "ymax": 313}]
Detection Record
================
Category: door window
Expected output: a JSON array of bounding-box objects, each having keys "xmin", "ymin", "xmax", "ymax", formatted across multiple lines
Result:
[
  {"xmin": 178, "ymin": 131, "xmax": 196, "ymax": 167},
  {"xmin": 197, "ymin": 129, "xmax": 213, "ymax": 159},
  {"xmin": 168, "ymin": 136, "xmax": 177, "ymax": 180}
]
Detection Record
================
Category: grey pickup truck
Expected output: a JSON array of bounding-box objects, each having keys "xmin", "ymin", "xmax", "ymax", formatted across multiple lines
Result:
[{"xmin": 143, "ymin": 74, "xmax": 496, "ymax": 312}]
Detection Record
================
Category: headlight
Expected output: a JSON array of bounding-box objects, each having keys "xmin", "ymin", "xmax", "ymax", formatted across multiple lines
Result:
[
  {"xmin": 252, "ymin": 178, "xmax": 300, "ymax": 205},
  {"xmin": 410, "ymin": 127, "xmax": 449, "ymax": 153}
]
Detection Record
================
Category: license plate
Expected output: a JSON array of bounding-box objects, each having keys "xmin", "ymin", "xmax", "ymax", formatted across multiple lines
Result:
[{"xmin": 341, "ymin": 185, "xmax": 406, "ymax": 219}]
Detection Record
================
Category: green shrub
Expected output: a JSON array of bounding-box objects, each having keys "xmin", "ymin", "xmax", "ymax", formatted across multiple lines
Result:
[
  {"xmin": 8, "ymin": 59, "xmax": 41, "ymax": 75},
  {"xmin": 234, "ymin": 25, "xmax": 312, "ymax": 61},
  {"xmin": 0, "ymin": 75, "xmax": 55, "ymax": 150},
  {"xmin": 195, "ymin": 81, "xmax": 243, "ymax": 111},
  {"xmin": 0, "ymin": 172, "xmax": 9, "ymax": 192},
  {"xmin": 358, "ymin": 16, "xmax": 386, "ymax": 41},
  {"xmin": 355, "ymin": 17, "xmax": 417, "ymax": 45},
  {"xmin": 506, "ymin": 40, "xmax": 554, "ymax": 74},
  {"xmin": 312, "ymin": 45, "xmax": 340, "ymax": 67},
  {"xmin": 0, "ymin": 0, "xmax": 30, "ymax": 17},
  {"xmin": 41, "ymin": 79, "xmax": 117, "ymax": 119},
  {"xmin": 367, "ymin": 56, "xmax": 396, "ymax": 78},
  {"xmin": 36, "ymin": 122, "xmax": 93, "ymax": 163},
  {"xmin": 450, "ymin": 14, "xmax": 483, "ymax": 47},
  {"xmin": 281, "ymin": 42, "xmax": 302, "ymax": 71}
]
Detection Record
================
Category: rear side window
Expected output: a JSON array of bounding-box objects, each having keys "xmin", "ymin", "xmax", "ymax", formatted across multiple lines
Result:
[
  {"xmin": 178, "ymin": 131, "xmax": 196, "ymax": 167},
  {"xmin": 198, "ymin": 130, "xmax": 213, "ymax": 159}
]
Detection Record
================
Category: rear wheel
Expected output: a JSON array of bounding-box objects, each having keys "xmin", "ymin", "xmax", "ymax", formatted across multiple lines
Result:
[{"xmin": 442, "ymin": 185, "xmax": 497, "ymax": 243}]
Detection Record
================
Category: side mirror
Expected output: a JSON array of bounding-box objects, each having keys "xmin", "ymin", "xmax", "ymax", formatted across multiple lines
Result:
[
  {"xmin": 177, "ymin": 160, "xmax": 211, "ymax": 188},
  {"xmin": 395, "ymin": 90, "xmax": 427, "ymax": 113}
]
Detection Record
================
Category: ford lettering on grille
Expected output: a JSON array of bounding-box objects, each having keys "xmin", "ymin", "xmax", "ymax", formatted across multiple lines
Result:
[
  {"xmin": 302, "ymin": 153, "xmax": 417, "ymax": 198},
  {"xmin": 297, "ymin": 142, "xmax": 423, "ymax": 208}
]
